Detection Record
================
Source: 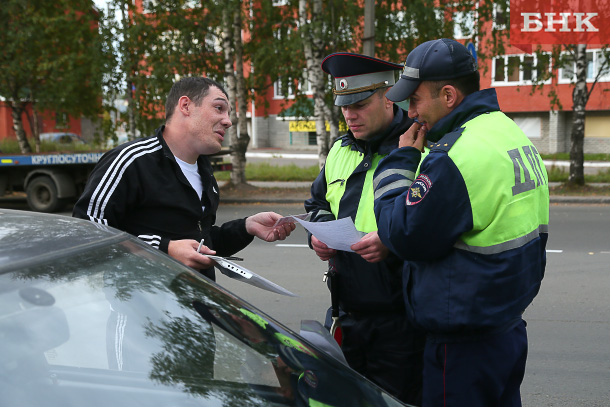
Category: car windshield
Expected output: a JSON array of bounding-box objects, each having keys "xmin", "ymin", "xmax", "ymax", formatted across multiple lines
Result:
[{"xmin": 0, "ymin": 238, "xmax": 403, "ymax": 407}]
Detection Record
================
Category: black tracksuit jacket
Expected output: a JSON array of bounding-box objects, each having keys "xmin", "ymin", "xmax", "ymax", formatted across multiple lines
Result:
[{"xmin": 73, "ymin": 126, "xmax": 253, "ymax": 280}]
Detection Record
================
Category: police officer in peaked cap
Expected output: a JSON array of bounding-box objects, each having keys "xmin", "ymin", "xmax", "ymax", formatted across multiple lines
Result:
[{"xmin": 304, "ymin": 52, "xmax": 425, "ymax": 405}]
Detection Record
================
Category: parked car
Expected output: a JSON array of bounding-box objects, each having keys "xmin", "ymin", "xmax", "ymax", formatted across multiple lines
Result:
[
  {"xmin": 39, "ymin": 132, "xmax": 87, "ymax": 145},
  {"xmin": 0, "ymin": 210, "xmax": 409, "ymax": 407}
]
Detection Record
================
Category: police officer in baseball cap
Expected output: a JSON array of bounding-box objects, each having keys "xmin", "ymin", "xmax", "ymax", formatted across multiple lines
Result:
[
  {"xmin": 387, "ymin": 38, "xmax": 478, "ymax": 104},
  {"xmin": 304, "ymin": 52, "xmax": 425, "ymax": 405},
  {"xmin": 373, "ymin": 38, "xmax": 549, "ymax": 407}
]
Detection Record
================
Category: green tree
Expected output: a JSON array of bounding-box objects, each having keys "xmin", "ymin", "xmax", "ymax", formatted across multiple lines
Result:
[
  {"xmin": 0, "ymin": 0, "xmax": 106, "ymax": 153},
  {"xmin": 102, "ymin": 0, "xmax": 476, "ymax": 178},
  {"xmin": 293, "ymin": 0, "xmax": 451, "ymax": 167}
]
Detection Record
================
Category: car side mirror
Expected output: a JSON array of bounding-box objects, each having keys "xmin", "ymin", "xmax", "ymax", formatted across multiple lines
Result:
[{"xmin": 299, "ymin": 319, "xmax": 348, "ymax": 366}]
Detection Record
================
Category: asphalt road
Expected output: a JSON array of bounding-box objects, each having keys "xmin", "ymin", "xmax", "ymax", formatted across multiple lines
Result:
[{"xmin": 215, "ymin": 202, "xmax": 610, "ymax": 407}]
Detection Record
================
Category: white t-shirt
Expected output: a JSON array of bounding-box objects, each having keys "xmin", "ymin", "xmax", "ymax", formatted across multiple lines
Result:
[{"xmin": 175, "ymin": 156, "xmax": 205, "ymax": 212}]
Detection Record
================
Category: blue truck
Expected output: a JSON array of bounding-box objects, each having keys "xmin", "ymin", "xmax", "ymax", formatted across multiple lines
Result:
[{"xmin": 0, "ymin": 150, "xmax": 231, "ymax": 212}]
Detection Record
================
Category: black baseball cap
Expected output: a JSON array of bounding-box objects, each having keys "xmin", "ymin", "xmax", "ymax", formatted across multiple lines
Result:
[
  {"xmin": 386, "ymin": 38, "xmax": 478, "ymax": 102},
  {"xmin": 321, "ymin": 53, "xmax": 403, "ymax": 106}
]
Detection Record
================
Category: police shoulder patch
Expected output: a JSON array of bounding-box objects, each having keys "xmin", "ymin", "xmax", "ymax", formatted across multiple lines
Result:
[{"xmin": 406, "ymin": 174, "xmax": 432, "ymax": 206}]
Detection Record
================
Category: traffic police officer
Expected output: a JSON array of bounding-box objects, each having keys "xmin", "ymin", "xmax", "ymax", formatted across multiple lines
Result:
[
  {"xmin": 372, "ymin": 39, "xmax": 550, "ymax": 407},
  {"xmin": 304, "ymin": 52, "xmax": 425, "ymax": 405}
]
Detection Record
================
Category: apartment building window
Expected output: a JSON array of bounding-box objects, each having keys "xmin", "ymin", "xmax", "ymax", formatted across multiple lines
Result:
[
  {"xmin": 492, "ymin": 54, "xmax": 551, "ymax": 85},
  {"xmin": 143, "ymin": 0, "xmax": 199, "ymax": 12},
  {"xmin": 143, "ymin": 0, "xmax": 158, "ymax": 13},
  {"xmin": 298, "ymin": 70, "xmax": 313, "ymax": 95},
  {"xmin": 493, "ymin": 3, "xmax": 508, "ymax": 31},
  {"xmin": 274, "ymin": 79, "xmax": 294, "ymax": 99},
  {"xmin": 274, "ymin": 71, "xmax": 312, "ymax": 98},
  {"xmin": 452, "ymin": 10, "xmax": 475, "ymax": 39},
  {"xmin": 558, "ymin": 50, "xmax": 610, "ymax": 83},
  {"xmin": 55, "ymin": 112, "xmax": 69, "ymax": 129},
  {"xmin": 308, "ymin": 132, "xmax": 317, "ymax": 145}
]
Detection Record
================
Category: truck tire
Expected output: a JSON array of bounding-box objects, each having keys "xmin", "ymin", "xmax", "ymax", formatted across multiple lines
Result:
[{"xmin": 26, "ymin": 176, "xmax": 66, "ymax": 213}]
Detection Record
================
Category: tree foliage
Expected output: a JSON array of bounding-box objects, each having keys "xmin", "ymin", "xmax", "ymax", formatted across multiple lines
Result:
[{"xmin": 0, "ymin": 0, "xmax": 106, "ymax": 153}]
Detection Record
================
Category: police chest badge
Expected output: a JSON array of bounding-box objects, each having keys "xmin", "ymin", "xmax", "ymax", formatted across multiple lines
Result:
[{"xmin": 406, "ymin": 174, "xmax": 432, "ymax": 205}]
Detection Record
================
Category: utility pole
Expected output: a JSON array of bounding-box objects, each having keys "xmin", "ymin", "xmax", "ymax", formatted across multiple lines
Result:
[{"xmin": 362, "ymin": 0, "xmax": 375, "ymax": 56}]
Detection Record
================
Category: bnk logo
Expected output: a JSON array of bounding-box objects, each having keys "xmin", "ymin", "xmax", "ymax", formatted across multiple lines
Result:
[
  {"xmin": 522, "ymin": 12, "xmax": 598, "ymax": 32},
  {"xmin": 510, "ymin": 0, "xmax": 610, "ymax": 49}
]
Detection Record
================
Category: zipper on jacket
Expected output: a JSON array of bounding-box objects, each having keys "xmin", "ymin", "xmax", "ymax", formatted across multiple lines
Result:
[
  {"xmin": 197, "ymin": 221, "xmax": 203, "ymax": 232},
  {"xmin": 329, "ymin": 178, "xmax": 346, "ymax": 186}
]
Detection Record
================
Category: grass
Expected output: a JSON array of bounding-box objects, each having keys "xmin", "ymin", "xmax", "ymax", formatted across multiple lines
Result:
[
  {"xmin": 549, "ymin": 183, "xmax": 610, "ymax": 196},
  {"xmin": 0, "ymin": 138, "xmax": 102, "ymax": 154},
  {"xmin": 541, "ymin": 153, "xmax": 610, "ymax": 161},
  {"xmin": 546, "ymin": 167, "xmax": 610, "ymax": 183},
  {"xmin": 216, "ymin": 162, "xmax": 610, "ymax": 184},
  {"xmin": 214, "ymin": 163, "xmax": 320, "ymax": 182}
]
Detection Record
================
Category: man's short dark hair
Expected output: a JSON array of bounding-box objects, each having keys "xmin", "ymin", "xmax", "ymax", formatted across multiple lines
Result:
[
  {"xmin": 165, "ymin": 77, "xmax": 228, "ymax": 122},
  {"xmin": 429, "ymin": 71, "xmax": 480, "ymax": 98}
]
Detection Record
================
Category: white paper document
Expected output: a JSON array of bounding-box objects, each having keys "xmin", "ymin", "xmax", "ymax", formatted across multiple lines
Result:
[{"xmin": 276, "ymin": 214, "xmax": 363, "ymax": 252}]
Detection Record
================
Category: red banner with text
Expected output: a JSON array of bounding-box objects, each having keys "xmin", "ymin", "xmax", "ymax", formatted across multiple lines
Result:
[{"xmin": 510, "ymin": 0, "xmax": 610, "ymax": 52}]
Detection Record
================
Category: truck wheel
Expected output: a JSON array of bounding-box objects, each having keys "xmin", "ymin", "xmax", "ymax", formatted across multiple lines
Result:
[{"xmin": 26, "ymin": 176, "xmax": 66, "ymax": 213}]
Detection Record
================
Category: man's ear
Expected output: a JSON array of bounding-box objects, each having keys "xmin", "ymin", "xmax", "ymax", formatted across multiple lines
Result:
[
  {"xmin": 442, "ymin": 85, "xmax": 463, "ymax": 109},
  {"xmin": 383, "ymin": 88, "xmax": 394, "ymax": 109},
  {"xmin": 178, "ymin": 96, "xmax": 191, "ymax": 116}
]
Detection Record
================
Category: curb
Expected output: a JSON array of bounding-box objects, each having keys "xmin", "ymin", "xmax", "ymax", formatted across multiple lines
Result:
[
  {"xmin": 220, "ymin": 197, "xmax": 308, "ymax": 204},
  {"xmin": 550, "ymin": 196, "xmax": 610, "ymax": 204},
  {"xmin": 218, "ymin": 181, "xmax": 610, "ymax": 205},
  {"xmin": 220, "ymin": 195, "xmax": 610, "ymax": 205}
]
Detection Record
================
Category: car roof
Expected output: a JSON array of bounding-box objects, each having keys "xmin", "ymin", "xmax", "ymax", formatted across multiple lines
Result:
[{"xmin": 0, "ymin": 209, "xmax": 131, "ymax": 273}]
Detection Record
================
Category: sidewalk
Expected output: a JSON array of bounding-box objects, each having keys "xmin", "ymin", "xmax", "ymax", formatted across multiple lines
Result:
[{"xmin": 218, "ymin": 181, "xmax": 610, "ymax": 205}]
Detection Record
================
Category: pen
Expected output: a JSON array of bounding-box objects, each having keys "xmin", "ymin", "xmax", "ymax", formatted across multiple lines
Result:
[{"xmin": 197, "ymin": 238, "xmax": 204, "ymax": 253}]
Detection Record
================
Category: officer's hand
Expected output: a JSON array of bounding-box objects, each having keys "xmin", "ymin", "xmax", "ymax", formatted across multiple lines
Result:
[
  {"xmin": 246, "ymin": 212, "xmax": 296, "ymax": 242},
  {"xmin": 168, "ymin": 239, "xmax": 217, "ymax": 269},
  {"xmin": 399, "ymin": 121, "xmax": 427, "ymax": 152},
  {"xmin": 311, "ymin": 235, "xmax": 337, "ymax": 261},
  {"xmin": 350, "ymin": 231, "xmax": 389, "ymax": 263}
]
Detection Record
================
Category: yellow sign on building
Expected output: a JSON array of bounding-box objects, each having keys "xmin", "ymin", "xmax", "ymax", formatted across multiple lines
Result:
[{"xmin": 289, "ymin": 121, "xmax": 347, "ymax": 132}]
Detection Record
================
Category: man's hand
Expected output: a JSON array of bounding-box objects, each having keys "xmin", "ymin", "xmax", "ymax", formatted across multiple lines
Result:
[
  {"xmin": 168, "ymin": 239, "xmax": 217, "ymax": 269},
  {"xmin": 245, "ymin": 212, "xmax": 296, "ymax": 242},
  {"xmin": 399, "ymin": 121, "xmax": 427, "ymax": 152},
  {"xmin": 350, "ymin": 231, "xmax": 389, "ymax": 263},
  {"xmin": 311, "ymin": 235, "xmax": 337, "ymax": 261}
]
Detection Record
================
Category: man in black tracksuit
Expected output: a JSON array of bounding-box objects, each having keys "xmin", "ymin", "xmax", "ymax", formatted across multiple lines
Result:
[
  {"xmin": 304, "ymin": 53, "xmax": 425, "ymax": 405},
  {"xmin": 73, "ymin": 77, "xmax": 294, "ymax": 280}
]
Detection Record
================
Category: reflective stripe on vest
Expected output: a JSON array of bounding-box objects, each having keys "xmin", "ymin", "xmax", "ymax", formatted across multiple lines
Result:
[
  {"xmin": 324, "ymin": 141, "xmax": 384, "ymax": 233},
  {"xmin": 449, "ymin": 111, "xmax": 549, "ymax": 253}
]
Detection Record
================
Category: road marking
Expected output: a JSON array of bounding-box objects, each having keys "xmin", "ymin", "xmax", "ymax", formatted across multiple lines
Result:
[
  {"xmin": 275, "ymin": 247, "xmax": 609, "ymax": 255},
  {"xmin": 246, "ymin": 152, "xmax": 318, "ymax": 160}
]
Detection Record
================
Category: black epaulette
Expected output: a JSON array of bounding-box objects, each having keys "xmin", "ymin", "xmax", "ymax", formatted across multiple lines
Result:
[{"xmin": 426, "ymin": 127, "xmax": 466, "ymax": 152}]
